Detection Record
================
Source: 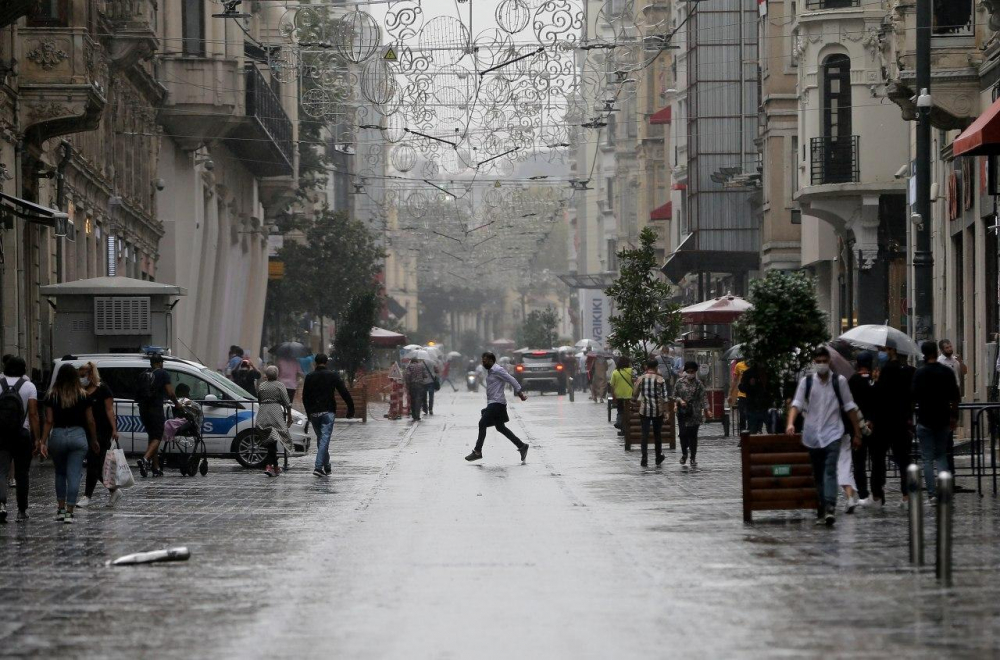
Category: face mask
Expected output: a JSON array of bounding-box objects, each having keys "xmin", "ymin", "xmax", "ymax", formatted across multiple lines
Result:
[
  {"xmin": 814, "ymin": 363, "xmax": 830, "ymax": 376},
  {"xmin": 80, "ymin": 377, "xmax": 90, "ymax": 387},
  {"xmin": 877, "ymin": 351, "xmax": 889, "ymax": 365},
  {"xmin": 684, "ymin": 372, "xmax": 696, "ymax": 379}
]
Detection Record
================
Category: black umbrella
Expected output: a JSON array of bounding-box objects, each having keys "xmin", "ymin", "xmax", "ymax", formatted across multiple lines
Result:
[{"xmin": 273, "ymin": 341, "xmax": 310, "ymax": 359}]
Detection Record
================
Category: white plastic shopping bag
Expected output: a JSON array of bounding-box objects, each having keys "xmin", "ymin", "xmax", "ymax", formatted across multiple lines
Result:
[
  {"xmin": 102, "ymin": 446, "xmax": 118, "ymax": 488},
  {"xmin": 111, "ymin": 441, "xmax": 135, "ymax": 489}
]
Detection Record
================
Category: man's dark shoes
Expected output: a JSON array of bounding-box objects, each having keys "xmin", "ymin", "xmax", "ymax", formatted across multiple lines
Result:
[
  {"xmin": 465, "ymin": 450, "xmax": 483, "ymax": 462},
  {"xmin": 640, "ymin": 456, "xmax": 648, "ymax": 467},
  {"xmin": 324, "ymin": 464, "xmax": 332, "ymax": 475},
  {"xmin": 655, "ymin": 454, "xmax": 665, "ymax": 466},
  {"xmin": 825, "ymin": 507, "xmax": 836, "ymax": 527},
  {"xmin": 519, "ymin": 444, "xmax": 529, "ymax": 462}
]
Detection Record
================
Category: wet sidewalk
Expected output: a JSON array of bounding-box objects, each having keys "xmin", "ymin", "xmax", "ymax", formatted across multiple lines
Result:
[{"xmin": 1, "ymin": 391, "xmax": 999, "ymax": 658}]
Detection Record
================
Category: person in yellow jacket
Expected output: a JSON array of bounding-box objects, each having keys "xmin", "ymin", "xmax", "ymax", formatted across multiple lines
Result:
[{"xmin": 610, "ymin": 356, "xmax": 634, "ymax": 436}]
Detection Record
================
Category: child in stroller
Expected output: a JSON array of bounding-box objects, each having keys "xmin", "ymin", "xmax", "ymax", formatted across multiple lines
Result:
[{"xmin": 160, "ymin": 384, "xmax": 208, "ymax": 476}]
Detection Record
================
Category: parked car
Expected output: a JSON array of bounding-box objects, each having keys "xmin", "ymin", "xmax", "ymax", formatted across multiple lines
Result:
[
  {"xmin": 48, "ymin": 354, "xmax": 313, "ymax": 468},
  {"xmin": 511, "ymin": 349, "xmax": 567, "ymax": 395}
]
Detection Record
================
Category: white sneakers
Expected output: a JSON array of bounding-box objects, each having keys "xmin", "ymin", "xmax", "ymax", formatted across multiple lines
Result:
[
  {"xmin": 75, "ymin": 496, "xmax": 91, "ymax": 508},
  {"xmin": 845, "ymin": 493, "xmax": 860, "ymax": 514},
  {"xmin": 109, "ymin": 489, "xmax": 123, "ymax": 507}
]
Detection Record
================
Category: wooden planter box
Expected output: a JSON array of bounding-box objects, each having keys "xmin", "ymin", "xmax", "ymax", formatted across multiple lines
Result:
[
  {"xmin": 334, "ymin": 384, "xmax": 368, "ymax": 423},
  {"xmin": 623, "ymin": 401, "xmax": 675, "ymax": 451},
  {"xmin": 740, "ymin": 433, "xmax": 816, "ymax": 524}
]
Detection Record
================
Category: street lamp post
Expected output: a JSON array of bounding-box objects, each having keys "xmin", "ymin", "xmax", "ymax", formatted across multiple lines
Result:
[{"xmin": 913, "ymin": 0, "xmax": 933, "ymax": 341}]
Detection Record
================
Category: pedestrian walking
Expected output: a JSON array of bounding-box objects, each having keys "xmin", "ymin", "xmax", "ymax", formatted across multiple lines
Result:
[
  {"xmin": 225, "ymin": 345, "xmax": 244, "ymax": 378},
  {"xmin": 421, "ymin": 358, "xmax": 439, "ymax": 416},
  {"xmin": 277, "ymin": 355, "xmax": 303, "ymax": 407},
  {"xmin": 674, "ymin": 361, "xmax": 709, "ymax": 468},
  {"xmin": 610, "ymin": 356, "xmax": 634, "ymax": 437},
  {"xmin": 632, "ymin": 359, "xmax": 669, "ymax": 467},
  {"xmin": 404, "ymin": 357, "xmax": 427, "ymax": 421},
  {"xmin": 847, "ymin": 351, "xmax": 882, "ymax": 505},
  {"xmin": 786, "ymin": 347, "xmax": 862, "ymax": 526},
  {"xmin": 738, "ymin": 364, "xmax": 770, "ymax": 434},
  {"xmin": 912, "ymin": 341, "xmax": 961, "ymax": 500},
  {"xmin": 0, "ymin": 356, "xmax": 39, "ymax": 523},
  {"xmin": 590, "ymin": 351, "xmax": 608, "ymax": 403},
  {"xmin": 729, "ymin": 359, "xmax": 750, "ymax": 432},
  {"xmin": 256, "ymin": 366, "xmax": 295, "ymax": 477},
  {"xmin": 465, "ymin": 352, "xmax": 529, "ymax": 463},
  {"xmin": 39, "ymin": 364, "xmax": 100, "ymax": 523},
  {"xmin": 136, "ymin": 354, "xmax": 180, "ymax": 478},
  {"xmin": 76, "ymin": 362, "xmax": 122, "ymax": 508},
  {"xmin": 874, "ymin": 345, "xmax": 916, "ymax": 505},
  {"xmin": 232, "ymin": 358, "xmax": 261, "ymax": 396},
  {"xmin": 302, "ymin": 353, "xmax": 354, "ymax": 478}
]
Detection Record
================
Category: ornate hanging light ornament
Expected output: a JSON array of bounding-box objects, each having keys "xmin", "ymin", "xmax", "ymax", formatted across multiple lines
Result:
[
  {"xmin": 391, "ymin": 144, "xmax": 418, "ymax": 172},
  {"xmin": 495, "ymin": 0, "xmax": 531, "ymax": 34},
  {"xmin": 532, "ymin": 0, "xmax": 583, "ymax": 47},
  {"xmin": 335, "ymin": 10, "xmax": 382, "ymax": 64},
  {"xmin": 384, "ymin": 0, "xmax": 423, "ymax": 42},
  {"xmin": 418, "ymin": 16, "xmax": 470, "ymax": 66},
  {"xmin": 360, "ymin": 57, "xmax": 397, "ymax": 106}
]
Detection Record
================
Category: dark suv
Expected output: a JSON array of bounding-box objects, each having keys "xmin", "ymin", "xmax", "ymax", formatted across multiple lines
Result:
[{"xmin": 512, "ymin": 349, "xmax": 567, "ymax": 395}]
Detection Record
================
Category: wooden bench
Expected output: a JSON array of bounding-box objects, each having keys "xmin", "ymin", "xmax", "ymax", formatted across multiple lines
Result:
[
  {"xmin": 740, "ymin": 433, "xmax": 816, "ymax": 524},
  {"xmin": 623, "ymin": 400, "xmax": 676, "ymax": 452}
]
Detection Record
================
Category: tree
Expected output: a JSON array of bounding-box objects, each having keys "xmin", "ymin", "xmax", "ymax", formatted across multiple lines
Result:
[
  {"xmin": 518, "ymin": 309, "xmax": 559, "ymax": 348},
  {"xmin": 334, "ymin": 289, "xmax": 381, "ymax": 385},
  {"xmin": 604, "ymin": 227, "xmax": 681, "ymax": 363},
  {"xmin": 736, "ymin": 270, "xmax": 830, "ymax": 397},
  {"xmin": 278, "ymin": 209, "xmax": 385, "ymax": 348}
]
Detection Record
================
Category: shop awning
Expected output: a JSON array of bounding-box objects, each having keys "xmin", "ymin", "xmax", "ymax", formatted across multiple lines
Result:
[
  {"xmin": 0, "ymin": 192, "xmax": 67, "ymax": 231},
  {"xmin": 661, "ymin": 234, "xmax": 761, "ymax": 284},
  {"xmin": 557, "ymin": 272, "xmax": 617, "ymax": 289},
  {"xmin": 650, "ymin": 201, "xmax": 672, "ymax": 221},
  {"xmin": 371, "ymin": 326, "xmax": 407, "ymax": 348},
  {"xmin": 953, "ymin": 96, "xmax": 1000, "ymax": 157},
  {"xmin": 649, "ymin": 106, "xmax": 672, "ymax": 125}
]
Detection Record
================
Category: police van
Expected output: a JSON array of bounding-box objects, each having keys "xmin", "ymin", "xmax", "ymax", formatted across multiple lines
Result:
[{"xmin": 48, "ymin": 354, "xmax": 313, "ymax": 468}]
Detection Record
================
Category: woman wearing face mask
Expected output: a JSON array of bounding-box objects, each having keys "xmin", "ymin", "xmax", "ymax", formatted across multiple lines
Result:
[
  {"xmin": 674, "ymin": 361, "xmax": 709, "ymax": 468},
  {"xmin": 76, "ymin": 362, "xmax": 121, "ymax": 508},
  {"xmin": 848, "ymin": 351, "xmax": 881, "ymax": 505}
]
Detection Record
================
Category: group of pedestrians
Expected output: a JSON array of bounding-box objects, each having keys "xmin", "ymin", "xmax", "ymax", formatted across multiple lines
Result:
[{"xmin": 787, "ymin": 340, "xmax": 962, "ymax": 527}]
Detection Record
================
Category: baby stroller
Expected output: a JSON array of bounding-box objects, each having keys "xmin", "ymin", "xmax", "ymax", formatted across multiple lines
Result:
[{"xmin": 159, "ymin": 398, "xmax": 208, "ymax": 477}]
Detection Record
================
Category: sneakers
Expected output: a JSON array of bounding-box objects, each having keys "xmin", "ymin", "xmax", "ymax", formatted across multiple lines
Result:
[
  {"xmin": 265, "ymin": 465, "xmax": 277, "ymax": 477},
  {"xmin": 846, "ymin": 494, "xmax": 860, "ymax": 514},
  {"xmin": 655, "ymin": 454, "xmax": 665, "ymax": 466},
  {"xmin": 312, "ymin": 468, "xmax": 327, "ymax": 477},
  {"xmin": 63, "ymin": 512, "xmax": 75, "ymax": 524},
  {"xmin": 680, "ymin": 454, "xmax": 687, "ymax": 466},
  {"xmin": 137, "ymin": 458, "xmax": 148, "ymax": 478},
  {"xmin": 0, "ymin": 502, "xmax": 6, "ymax": 524},
  {"xmin": 55, "ymin": 508, "xmax": 66, "ymax": 522},
  {"xmin": 690, "ymin": 458, "xmax": 698, "ymax": 469},
  {"xmin": 15, "ymin": 509, "xmax": 28, "ymax": 522},
  {"xmin": 151, "ymin": 465, "xmax": 164, "ymax": 477},
  {"xmin": 76, "ymin": 496, "xmax": 91, "ymax": 508},
  {"xmin": 640, "ymin": 456, "xmax": 648, "ymax": 467},
  {"xmin": 519, "ymin": 444, "xmax": 529, "ymax": 463},
  {"xmin": 109, "ymin": 489, "xmax": 123, "ymax": 507},
  {"xmin": 324, "ymin": 464, "xmax": 332, "ymax": 475},
  {"xmin": 465, "ymin": 450, "xmax": 483, "ymax": 462}
]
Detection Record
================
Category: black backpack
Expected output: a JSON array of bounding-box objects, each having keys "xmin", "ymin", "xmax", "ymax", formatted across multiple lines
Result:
[
  {"xmin": 804, "ymin": 374, "xmax": 852, "ymax": 435},
  {"xmin": 0, "ymin": 378, "xmax": 28, "ymax": 434},
  {"xmin": 134, "ymin": 369, "xmax": 156, "ymax": 402}
]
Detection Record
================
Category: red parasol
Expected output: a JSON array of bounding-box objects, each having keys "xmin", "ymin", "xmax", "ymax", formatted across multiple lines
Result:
[
  {"xmin": 371, "ymin": 326, "xmax": 407, "ymax": 348},
  {"xmin": 679, "ymin": 295, "xmax": 752, "ymax": 325}
]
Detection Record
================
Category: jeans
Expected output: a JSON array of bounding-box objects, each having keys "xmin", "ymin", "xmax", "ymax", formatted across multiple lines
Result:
[
  {"xmin": 49, "ymin": 427, "xmax": 88, "ymax": 507},
  {"xmin": 0, "ymin": 428, "xmax": 33, "ymax": 512},
  {"xmin": 746, "ymin": 409, "xmax": 767, "ymax": 435},
  {"xmin": 916, "ymin": 424, "xmax": 951, "ymax": 497},
  {"xmin": 641, "ymin": 416, "xmax": 664, "ymax": 458},
  {"xmin": 678, "ymin": 423, "xmax": 698, "ymax": 460},
  {"xmin": 311, "ymin": 412, "xmax": 335, "ymax": 471},
  {"xmin": 423, "ymin": 383, "xmax": 435, "ymax": 414},
  {"xmin": 808, "ymin": 441, "xmax": 840, "ymax": 513}
]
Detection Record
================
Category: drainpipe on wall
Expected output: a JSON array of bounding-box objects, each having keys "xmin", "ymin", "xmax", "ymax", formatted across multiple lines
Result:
[{"xmin": 54, "ymin": 140, "xmax": 72, "ymax": 284}]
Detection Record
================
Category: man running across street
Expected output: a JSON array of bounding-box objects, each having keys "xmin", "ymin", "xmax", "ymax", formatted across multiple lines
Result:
[{"xmin": 465, "ymin": 352, "xmax": 529, "ymax": 463}]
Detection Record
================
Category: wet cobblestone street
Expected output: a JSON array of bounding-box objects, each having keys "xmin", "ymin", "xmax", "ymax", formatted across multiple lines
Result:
[{"xmin": 2, "ymin": 391, "xmax": 1000, "ymax": 658}]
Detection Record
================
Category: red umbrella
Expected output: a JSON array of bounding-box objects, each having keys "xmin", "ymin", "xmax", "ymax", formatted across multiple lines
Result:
[
  {"xmin": 679, "ymin": 295, "xmax": 752, "ymax": 325},
  {"xmin": 370, "ymin": 326, "xmax": 407, "ymax": 348}
]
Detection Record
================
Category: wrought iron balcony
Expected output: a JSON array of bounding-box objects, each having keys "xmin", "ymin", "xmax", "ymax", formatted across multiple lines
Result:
[
  {"xmin": 805, "ymin": 0, "xmax": 858, "ymax": 9},
  {"xmin": 810, "ymin": 136, "xmax": 860, "ymax": 185},
  {"xmin": 239, "ymin": 63, "xmax": 294, "ymax": 177}
]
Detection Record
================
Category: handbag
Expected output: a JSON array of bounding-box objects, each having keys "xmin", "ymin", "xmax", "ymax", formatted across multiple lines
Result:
[{"xmin": 425, "ymin": 363, "xmax": 441, "ymax": 391}]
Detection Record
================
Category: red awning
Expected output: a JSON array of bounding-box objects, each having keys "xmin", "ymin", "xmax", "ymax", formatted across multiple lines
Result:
[
  {"xmin": 672, "ymin": 182, "xmax": 687, "ymax": 190},
  {"xmin": 649, "ymin": 106, "xmax": 672, "ymax": 125},
  {"xmin": 954, "ymin": 96, "xmax": 1000, "ymax": 157},
  {"xmin": 650, "ymin": 201, "xmax": 672, "ymax": 220}
]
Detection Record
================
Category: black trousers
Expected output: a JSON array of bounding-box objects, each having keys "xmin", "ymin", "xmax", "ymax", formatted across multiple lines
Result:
[
  {"xmin": 886, "ymin": 427, "xmax": 912, "ymax": 496},
  {"xmin": 475, "ymin": 404, "xmax": 523, "ymax": 453},
  {"xmin": 867, "ymin": 435, "xmax": 888, "ymax": 500},
  {"xmin": 85, "ymin": 434, "xmax": 112, "ymax": 497},
  {"xmin": 0, "ymin": 429, "xmax": 32, "ymax": 512},
  {"xmin": 265, "ymin": 442, "xmax": 279, "ymax": 469},
  {"xmin": 852, "ymin": 436, "xmax": 870, "ymax": 500},
  {"xmin": 679, "ymin": 423, "xmax": 699, "ymax": 459},
  {"xmin": 408, "ymin": 385, "xmax": 423, "ymax": 420},
  {"xmin": 641, "ymin": 416, "xmax": 664, "ymax": 457}
]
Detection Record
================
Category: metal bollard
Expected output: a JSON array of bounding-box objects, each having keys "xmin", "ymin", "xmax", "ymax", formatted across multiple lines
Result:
[
  {"xmin": 907, "ymin": 463, "xmax": 924, "ymax": 566},
  {"xmin": 936, "ymin": 470, "xmax": 954, "ymax": 586}
]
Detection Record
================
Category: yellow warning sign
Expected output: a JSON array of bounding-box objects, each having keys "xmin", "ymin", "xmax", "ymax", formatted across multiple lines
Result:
[
  {"xmin": 384, "ymin": 46, "xmax": 397, "ymax": 61},
  {"xmin": 494, "ymin": 180, "xmax": 501, "ymax": 188}
]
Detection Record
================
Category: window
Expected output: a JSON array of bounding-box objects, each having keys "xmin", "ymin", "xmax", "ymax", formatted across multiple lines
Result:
[
  {"xmin": 182, "ymin": 0, "xmax": 205, "ymax": 56},
  {"xmin": 167, "ymin": 369, "xmax": 230, "ymax": 402},
  {"xmin": 28, "ymin": 0, "xmax": 69, "ymax": 26},
  {"xmin": 99, "ymin": 367, "xmax": 147, "ymax": 401},
  {"xmin": 822, "ymin": 54, "xmax": 851, "ymax": 142},
  {"xmin": 933, "ymin": 0, "xmax": 973, "ymax": 37},
  {"xmin": 606, "ymin": 114, "xmax": 617, "ymax": 145},
  {"xmin": 606, "ymin": 178, "xmax": 614, "ymax": 210},
  {"xmin": 791, "ymin": 135, "xmax": 799, "ymax": 193}
]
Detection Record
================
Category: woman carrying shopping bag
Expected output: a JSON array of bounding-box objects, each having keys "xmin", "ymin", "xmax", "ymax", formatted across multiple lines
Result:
[
  {"xmin": 76, "ymin": 362, "xmax": 122, "ymax": 508},
  {"xmin": 256, "ymin": 366, "xmax": 294, "ymax": 477},
  {"xmin": 39, "ymin": 364, "xmax": 99, "ymax": 523}
]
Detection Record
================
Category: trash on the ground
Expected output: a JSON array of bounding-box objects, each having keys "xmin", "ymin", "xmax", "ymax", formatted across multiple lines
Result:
[{"xmin": 106, "ymin": 547, "xmax": 191, "ymax": 567}]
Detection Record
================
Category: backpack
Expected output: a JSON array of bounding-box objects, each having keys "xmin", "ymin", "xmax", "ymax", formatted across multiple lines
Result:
[
  {"xmin": 134, "ymin": 369, "xmax": 156, "ymax": 402},
  {"xmin": 233, "ymin": 368, "xmax": 259, "ymax": 395},
  {"xmin": 804, "ymin": 374, "xmax": 852, "ymax": 436},
  {"xmin": 0, "ymin": 378, "xmax": 28, "ymax": 434}
]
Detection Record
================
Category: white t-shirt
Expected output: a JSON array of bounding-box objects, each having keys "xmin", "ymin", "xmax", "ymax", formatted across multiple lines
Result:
[
  {"xmin": 2, "ymin": 375, "xmax": 38, "ymax": 430},
  {"xmin": 791, "ymin": 373, "xmax": 858, "ymax": 449},
  {"xmin": 938, "ymin": 355, "xmax": 962, "ymax": 386}
]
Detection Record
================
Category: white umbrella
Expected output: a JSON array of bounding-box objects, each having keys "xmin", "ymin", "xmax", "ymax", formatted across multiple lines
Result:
[
  {"xmin": 447, "ymin": 351, "xmax": 462, "ymax": 358},
  {"xmin": 403, "ymin": 344, "xmax": 422, "ymax": 351},
  {"xmin": 839, "ymin": 324, "xmax": 920, "ymax": 355},
  {"xmin": 575, "ymin": 339, "xmax": 602, "ymax": 350},
  {"xmin": 412, "ymin": 349, "xmax": 432, "ymax": 361}
]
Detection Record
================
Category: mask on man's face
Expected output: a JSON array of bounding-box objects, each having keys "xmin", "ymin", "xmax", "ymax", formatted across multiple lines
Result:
[
  {"xmin": 814, "ymin": 363, "xmax": 830, "ymax": 376},
  {"xmin": 877, "ymin": 351, "xmax": 889, "ymax": 366}
]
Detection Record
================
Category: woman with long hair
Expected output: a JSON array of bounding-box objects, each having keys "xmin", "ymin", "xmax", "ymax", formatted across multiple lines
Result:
[
  {"xmin": 256, "ymin": 366, "xmax": 293, "ymax": 477},
  {"xmin": 76, "ymin": 362, "xmax": 122, "ymax": 508},
  {"xmin": 40, "ymin": 363, "xmax": 99, "ymax": 522}
]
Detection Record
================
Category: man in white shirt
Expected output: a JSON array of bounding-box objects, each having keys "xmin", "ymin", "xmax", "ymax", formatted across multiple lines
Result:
[
  {"xmin": 786, "ymin": 346, "xmax": 862, "ymax": 527},
  {"xmin": 937, "ymin": 339, "xmax": 966, "ymax": 388},
  {"xmin": 0, "ymin": 356, "xmax": 40, "ymax": 523}
]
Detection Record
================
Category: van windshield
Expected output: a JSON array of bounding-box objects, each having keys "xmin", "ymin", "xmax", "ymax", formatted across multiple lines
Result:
[{"xmin": 201, "ymin": 367, "xmax": 256, "ymax": 401}]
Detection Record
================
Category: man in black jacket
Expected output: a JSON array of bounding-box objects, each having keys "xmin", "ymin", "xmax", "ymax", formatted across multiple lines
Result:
[
  {"xmin": 912, "ymin": 341, "xmax": 961, "ymax": 499},
  {"xmin": 847, "ymin": 351, "xmax": 879, "ymax": 504},
  {"xmin": 301, "ymin": 354, "xmax": 354, "ymax": 478},
  {"xmin": 873, "ymin": 345, "xmax": 916, "ymax": 504}
]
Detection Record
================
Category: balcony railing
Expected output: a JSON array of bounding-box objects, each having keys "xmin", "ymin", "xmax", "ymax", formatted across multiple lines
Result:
[
  {"xmin": 245, "ymin": 63, "xmax": 294, "ymax": 173},
  {"xmin": 811, "ymin": 136, "xmax": 860, "ymax": 185},
  {"xmin": 805, "ymin": 0, "xmax": 858, "ymax": 9}
]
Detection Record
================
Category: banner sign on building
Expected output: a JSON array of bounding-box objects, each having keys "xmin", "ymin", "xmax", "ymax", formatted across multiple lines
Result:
[{"xmin": 580, "ymin": 290, "xmax": 611, "ymax": 347}]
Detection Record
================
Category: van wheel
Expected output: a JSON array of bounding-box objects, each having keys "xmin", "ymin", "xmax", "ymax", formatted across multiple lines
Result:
[{"xmin": 233, "ymin": 430, "xmax": 268, "ymax": 469}]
